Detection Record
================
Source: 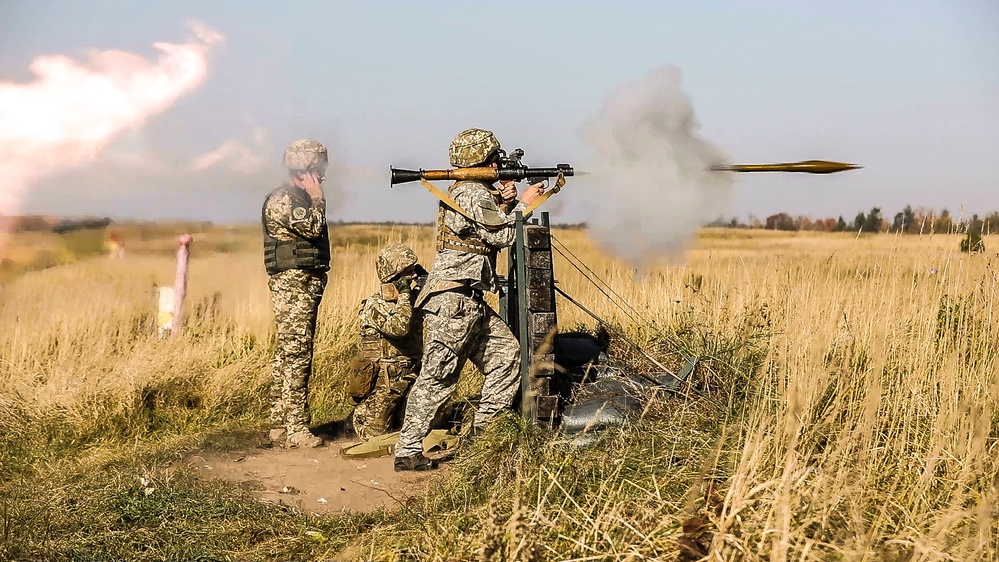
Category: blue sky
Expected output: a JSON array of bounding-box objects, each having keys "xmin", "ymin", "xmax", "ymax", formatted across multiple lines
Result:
[{"xmin": 2, "ymin": 0, "xmax": 997, "ymax": 223}]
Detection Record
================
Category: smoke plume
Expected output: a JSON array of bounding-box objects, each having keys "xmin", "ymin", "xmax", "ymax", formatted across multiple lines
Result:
[
  {"xmin": 192, "ymin": 125, "xmax": 270, "ymax": 174},
  {"xmin": 0, "ymin": 22, "xmax": 224, "ymax": 252},
  {"xmin": 579, "ymin": 64, "xmax": 735, "ymax": 269}
]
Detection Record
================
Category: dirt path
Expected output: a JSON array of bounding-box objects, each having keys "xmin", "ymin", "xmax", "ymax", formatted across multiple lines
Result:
[{"xmin": 188, "ymin": 439, "xmax": 448, "ymax": 516}]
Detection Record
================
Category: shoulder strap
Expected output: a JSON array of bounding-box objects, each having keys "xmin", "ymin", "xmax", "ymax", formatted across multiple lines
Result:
[{"xmin": 419, "ymin": 179, "xmax": 475, "ymax": 222}]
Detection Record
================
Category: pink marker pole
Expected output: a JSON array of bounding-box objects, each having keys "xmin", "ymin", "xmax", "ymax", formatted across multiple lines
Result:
[{"xmin": 172, "ymin": 234, "xmax": 193, "ymax": 337}]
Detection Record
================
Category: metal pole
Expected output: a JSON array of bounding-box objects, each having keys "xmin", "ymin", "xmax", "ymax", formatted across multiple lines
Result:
[
  {"xmin": 514, "ymin": 212, "xmax": 532, "ymax": 421},
  {"xmin": 500, "ymin": 234, "xmax": 514, "ymax": 321}
]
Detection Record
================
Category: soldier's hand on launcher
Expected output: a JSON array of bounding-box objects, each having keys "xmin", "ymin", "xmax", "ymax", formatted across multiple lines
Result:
[
  {"xmin": 521, "ymin": 181, "xmax": 545, "ymax": 205},
  {"xmin": 498, "ymin": 180, "xmax": 518, "ymax": 203}
]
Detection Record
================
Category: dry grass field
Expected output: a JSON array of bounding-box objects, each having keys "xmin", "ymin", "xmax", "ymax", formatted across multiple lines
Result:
[{"xmin": 0, "ymin": 223, "xmax": 996, "ymax": 561}]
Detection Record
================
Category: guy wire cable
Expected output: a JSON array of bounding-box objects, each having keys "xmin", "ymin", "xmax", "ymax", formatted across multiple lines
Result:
[
  {"xmin": 549, "ymin": 240, "xmax": 642, "ymax": 326},
  {"xmin": 550, "ymin": 234, "xmax": 646, "ymax": 322},
  {"xmin": 549, "ymin": 234, "xmax": 696, "ymax": 358},
  {"xmin": 552, "ymin": 284, "xmax": 728, "ymax": 410},
  {"xmin": 551, "ymin": 285, "xmax": 687, "ymax": 387},
  {"xmin": 543, "ymin": 237, "xmax": 733, "ymax": 410}
]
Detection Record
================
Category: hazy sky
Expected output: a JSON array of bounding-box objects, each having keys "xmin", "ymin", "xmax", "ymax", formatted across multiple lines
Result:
[{"xmin": 2, "ymin": 0, "xmax": 997, "ymax": 224}]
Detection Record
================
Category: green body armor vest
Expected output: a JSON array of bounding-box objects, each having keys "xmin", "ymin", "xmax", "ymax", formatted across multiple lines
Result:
[{"xmin": 261, "ymin": 186, "xmax": 331, "ymax": 276}]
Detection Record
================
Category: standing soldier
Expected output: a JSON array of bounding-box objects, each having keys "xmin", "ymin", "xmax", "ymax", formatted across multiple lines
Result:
[
  {"xmin": 394, "ymin": 128, "xmax": 543, "ymax": 471},
  {"xmin": 347, "ymin": 242, "xmax": 427, "ymax": 440},
  {"xmin": 262, "ymin": 139, "xmax": 331, "ymax": 449}
]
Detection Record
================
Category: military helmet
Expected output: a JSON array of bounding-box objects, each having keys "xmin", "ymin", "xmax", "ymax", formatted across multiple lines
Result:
[
  {"xmin": 376, "ymin": 242, "xmax": 419, "ymax": 282},
  {"xmin": 282, "ymin": 139, "xmax": 328, "ymax": 172},
  {"xmin": 449, "ymin": 128, "xmax": 501, "ymax": 168}
]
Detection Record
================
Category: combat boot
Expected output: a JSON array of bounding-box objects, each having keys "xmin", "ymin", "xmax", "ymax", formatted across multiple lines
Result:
[
  {"xmin": 268, "ymin": 428, "xmax": 287, "ymax": 447},
  {"xmin": 394, "ymin": 453, "xmax": 438, "ymax": 472},
  {"xmin": 285, "ymin": 430, "xmax": 325, "ymax": 449}
]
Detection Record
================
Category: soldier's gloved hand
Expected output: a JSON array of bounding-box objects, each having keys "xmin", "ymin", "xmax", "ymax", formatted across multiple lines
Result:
[{"xmin": 394, "ymin": 276, "xmax": 412, "ymax": 297}]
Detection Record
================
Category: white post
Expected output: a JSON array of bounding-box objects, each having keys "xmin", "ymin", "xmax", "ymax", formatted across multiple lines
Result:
[
  {"xmin": 158, "ymin": 286, "xmax": 175, "ymax": 338},
  {"xmin": 172, "ymin": 234, "xmax": 193, "ymax": 337}
]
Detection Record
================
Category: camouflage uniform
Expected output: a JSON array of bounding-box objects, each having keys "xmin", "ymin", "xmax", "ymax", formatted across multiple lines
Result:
[
  {"xmin": 395, "ymin": 128, "xmax": 531, "ymax": 463},
  {"xmin": 263, "ymin": 140, "xmax": 331, "ymax": 448},
  {"xmin": 350, "ymin": 243, "xmax": 424, "ymax": 439}
]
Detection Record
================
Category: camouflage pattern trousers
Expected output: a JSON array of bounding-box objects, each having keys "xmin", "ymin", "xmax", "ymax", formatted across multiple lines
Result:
[
  {"xmin": 396, "ymin": 290, "xmax": 520, "ymax": 458},
  {"xmin": 268, "ymin": 269, "xmax": 326, "ymax": 437},
  {"xmin": 351, "ymin": 361, "xmax": 418, "ymax": 440}
]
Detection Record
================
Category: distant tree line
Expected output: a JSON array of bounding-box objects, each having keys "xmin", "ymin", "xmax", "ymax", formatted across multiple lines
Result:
[
  {"xmin": 706, "ymin": 205, "xmax": 999, "ymax": 236},
  {"xmin": 325, "ymin": 220, "xmax": 590, "ymax": 229},
  {"xmin": 0, "ymin": 215, "xmax": 113, "ymax": 234}
]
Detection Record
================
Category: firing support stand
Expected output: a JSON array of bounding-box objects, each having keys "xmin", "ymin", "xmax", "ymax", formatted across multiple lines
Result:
[{"xmin": 501, "ymin": 211, "xmax": 560, "ymax": 427}]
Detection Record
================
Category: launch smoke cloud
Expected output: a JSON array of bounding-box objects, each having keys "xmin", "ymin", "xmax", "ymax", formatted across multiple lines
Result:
[
  {"xmin": 579, "ymin": 64, "xmax": 736, "ymax": 268},
  {"xmin": 0, "ymin": 22, "xmax": 224, "ymax": 255}
]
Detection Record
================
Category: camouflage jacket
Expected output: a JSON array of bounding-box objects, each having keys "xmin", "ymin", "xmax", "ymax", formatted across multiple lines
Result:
[
  {"xmin": 262, "ymin": 183, "xmax": 327, "ymax": 242},
  {"xmin": 359, "ymin": 289, "xmax": 423, "ymax": 363},
  {"xmin": 425, "ymin": 180, "xmax": 530, "ymax": 295}
]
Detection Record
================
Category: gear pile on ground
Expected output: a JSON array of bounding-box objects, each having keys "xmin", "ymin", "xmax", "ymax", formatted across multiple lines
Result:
[{"xmin": 549, "ymin": 331, "xmax": 697, "ymax": 446}]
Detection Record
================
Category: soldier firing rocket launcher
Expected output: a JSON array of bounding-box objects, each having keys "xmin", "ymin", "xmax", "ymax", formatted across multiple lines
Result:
[{"xmin": 390, "ymin": 148, "xmax": 574, "ymax": 215}]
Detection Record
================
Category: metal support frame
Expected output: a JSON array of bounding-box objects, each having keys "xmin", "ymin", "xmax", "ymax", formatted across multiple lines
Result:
[
  {"xmin": 513, "ymin": 212, "xmax": 532, "ymax": 420},
  {"xmin": 505, "ymin": 211, "xmax": 561, "ymax": 425}
]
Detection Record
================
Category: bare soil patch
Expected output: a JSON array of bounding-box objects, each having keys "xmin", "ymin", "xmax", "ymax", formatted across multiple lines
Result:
[{"xmin": 188, "ymin": 438, "xmax": 448, "ymax": 516}]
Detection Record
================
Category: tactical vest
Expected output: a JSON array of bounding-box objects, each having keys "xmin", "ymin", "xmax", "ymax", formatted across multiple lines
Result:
[
  {"xmin": 358, "ymin": 295, "xmax": 423, "ymax": 367},
  {"xmin": 434, "ymin": 183, "xmax": 493, "ymax": 256},
  {"xmin": 359, "ymin": 328, "xmax": 421, "ymax": 367},
  {"xmin": 262, "ymin": 185, "xmax": 331, "ymax": 276},
  {"xmin": 359, "ymin": 332, "xmax": 405, "ymax": 365}
]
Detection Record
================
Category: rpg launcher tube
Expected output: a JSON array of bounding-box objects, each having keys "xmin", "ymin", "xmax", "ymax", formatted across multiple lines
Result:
[
  {"xmin": 709, "ymin": 160, "xmax": 862, "ymax": 174},
  {"xmin": 390, "ymin": 164, "xmax": 574, "ymax": 186}
]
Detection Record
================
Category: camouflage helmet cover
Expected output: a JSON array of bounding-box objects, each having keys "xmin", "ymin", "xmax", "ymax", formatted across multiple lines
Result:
[
  {"xmin": 449, "ymin": 128, "xmax": 501, "ymax": 167},
  {"xmin": 376, "ymin": 242, "xmax": 419, "ymax": 282},
  {"xmin": 282, "ymin": 139, "xmax": 329, "ymax": 172}
]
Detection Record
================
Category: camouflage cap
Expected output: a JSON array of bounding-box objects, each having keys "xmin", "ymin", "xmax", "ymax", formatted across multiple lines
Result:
[
  {"xmin": 449, "ymin": 128, "xmax": 501, "ymax": 168},
  {"xmin": 376, "ymin": 242, "xmax": 419, "ymax": 282},
  {"xmin": 282, "ymin": 139, "xmax": 329, "ymax": 172}
]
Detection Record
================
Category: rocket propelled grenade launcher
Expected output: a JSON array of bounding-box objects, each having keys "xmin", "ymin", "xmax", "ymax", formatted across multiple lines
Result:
[
  {"xmin": 390, "ymin": 148, "xmax": 574, "ymax": 215},
  {"xmin": 391, "ymin": 147, "xmax": 573, "ymax": 186},
  {"xmin": 709, "ymin": 159, "xmax": 862, "ymax": 174},
  {"xmin": 390, "ymin": 165, "xmax": 574, "ymax": 186}
]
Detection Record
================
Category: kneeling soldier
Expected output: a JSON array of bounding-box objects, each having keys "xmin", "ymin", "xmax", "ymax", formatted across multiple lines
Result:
[{"xmin": 347, "ymin": 243, "xmax": 426, "ymax": 439}]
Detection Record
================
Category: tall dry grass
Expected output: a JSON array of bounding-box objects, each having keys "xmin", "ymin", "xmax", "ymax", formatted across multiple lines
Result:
[
  {"xmin": 0, "ymin": 224, "xmax": 433, "ymax": 449},
  {"xmin": 386, "ymin": 229, "xmax": 997, "ymax": 561},
  {"xmin": 0, "ymin": 224, "xmax": 996, "ymax": 560}
]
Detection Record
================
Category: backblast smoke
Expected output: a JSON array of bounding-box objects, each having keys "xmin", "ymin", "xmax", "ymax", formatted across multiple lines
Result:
[{"xmin": 579, "ymin": 64, "xmax": 735, "ymax": 269}]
